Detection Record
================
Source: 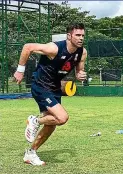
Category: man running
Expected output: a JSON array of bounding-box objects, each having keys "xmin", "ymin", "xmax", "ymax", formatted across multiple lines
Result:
[{"xmin": 14, "ymin": 22, "xmax": 87, "ymax": 166}]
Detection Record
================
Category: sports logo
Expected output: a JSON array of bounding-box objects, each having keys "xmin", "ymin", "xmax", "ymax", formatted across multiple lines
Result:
[
  {"xmin": 61, "ymin": 56, "xmax": 66, "ymax": 59},
  {"xmin": 46, "ymin": 98, "xmax": 52, "ymax": 104},
  {"xmin": 74, "ymin": 54, "xmax": 78, "ymax": 61},
  {"xmin": 61, "ymin": 62, "xmax": 71, "ymax": 71}
]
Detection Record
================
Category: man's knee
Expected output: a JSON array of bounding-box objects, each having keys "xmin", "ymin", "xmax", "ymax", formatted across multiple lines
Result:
[
  {"xmin": 46, "ymin": 103, "xmax": 69, "ymax": 125},
  {"xmin": 57, "ymin": 113, "xmax": 69, "ymax": 125}
]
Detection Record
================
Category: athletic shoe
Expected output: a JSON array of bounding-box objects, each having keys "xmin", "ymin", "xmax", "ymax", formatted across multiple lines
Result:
[
  {"xmin": 23, "ymin": 149, "xmax": 45, "ymax": 166},
  {"xmin": 25, "ymin": 115, "xmax": 40, "ymax": 143}
]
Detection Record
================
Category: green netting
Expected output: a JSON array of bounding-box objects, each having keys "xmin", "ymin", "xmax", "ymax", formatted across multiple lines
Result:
[
  {"xmin": 102, "ymin": 69, "xmax": 122, "ymax": 81},
  {"xmin": 88, "ymin": 40, "xmax": 123, "ymax": 58}
]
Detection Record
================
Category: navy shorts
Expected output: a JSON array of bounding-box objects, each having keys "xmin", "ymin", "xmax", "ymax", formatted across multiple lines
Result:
[{"xmin": 31, "ymin": 82, "xmax": 61, "ymax": 112}]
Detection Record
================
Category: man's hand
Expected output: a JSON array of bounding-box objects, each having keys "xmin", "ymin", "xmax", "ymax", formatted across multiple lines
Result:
[
  {"xmin": 14, "ymin": 71, "xmax": 24, "ymax": 84},
  {"xmin": 76, "ymin": 70, "xmax": 87, "ymax": 81}
]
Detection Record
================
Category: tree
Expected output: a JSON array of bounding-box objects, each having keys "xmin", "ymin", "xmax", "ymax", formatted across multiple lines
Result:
[
  {"xmin": 1, "ymin": 3, "xmax": 123, "ymax": 79},
  {"xmin": 43, "ymin": 3, "xmax": 96, "ymax": 33}
]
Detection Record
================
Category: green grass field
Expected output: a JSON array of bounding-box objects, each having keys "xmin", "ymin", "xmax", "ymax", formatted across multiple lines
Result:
[{"xmin": 1, "ymin": 96, "xmax": 123, "ymax": 174}]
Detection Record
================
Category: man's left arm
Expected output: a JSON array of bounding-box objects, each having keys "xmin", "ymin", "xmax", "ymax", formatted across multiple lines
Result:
[{"xmin": 75, "ymin": 48, "xmax": 87, "ymax": 81}]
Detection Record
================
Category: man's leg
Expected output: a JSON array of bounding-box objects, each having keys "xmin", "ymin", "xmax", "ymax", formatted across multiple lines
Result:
[
  {"xmin": 31, "ymin": 111, "xmax": 56, "ymax": 150},
  {"xmin": 23, "ymin": 103, "xmax": 69, "ymax": 165},
  {"xmin": 31, "ymin": 103, "xmax": 69, "ymax": 150},
  {"xmin": 23, "ymin": 112, "xmax": 55, "ymax": 166},
  {"xmin": 38, "ymin": 103, "xmax": 69, "ymax": 126}
]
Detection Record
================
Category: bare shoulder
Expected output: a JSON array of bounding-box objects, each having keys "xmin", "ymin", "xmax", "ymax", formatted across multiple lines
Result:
[
  {"xmin": 46, "ymin": 42, "xmax": 58, "ymax": 49},
  {"xmin": 45, "ymin": 42, "xmax": 58, "ymax": 59},
  {"xmin": 33, "ymin": 42, "xmax": 58, "ymax": 58},
  {"xmin": 44, "ymin": 42, "xmax": 58, "ymax": 53},
  {"xmin": 83, "ymin": 47, "xmax": 87, "ymax": 55},
  {"xmin": 80, "ymin": 47, "xmax": 87, "ymax": 62}
]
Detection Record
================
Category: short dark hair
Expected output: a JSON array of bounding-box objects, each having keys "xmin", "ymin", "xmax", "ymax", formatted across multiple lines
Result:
[{"xmin": 66, "ymin": 22, "xmax": 85, "ymax": 33}]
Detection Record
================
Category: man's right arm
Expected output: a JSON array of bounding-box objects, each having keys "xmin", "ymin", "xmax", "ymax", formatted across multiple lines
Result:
[
  {"xmin": 14, "ymin": 42, "xmax": 58, "ymax": 84},
  {"xmin": 18, "ymin": 42, "xmax": 58, "ymax": 65}
]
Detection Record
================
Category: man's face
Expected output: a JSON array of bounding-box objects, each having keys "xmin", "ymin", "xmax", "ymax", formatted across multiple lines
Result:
[{"xmin": 68, "ymin": 29, "xmax": 85, "ymax": 48}]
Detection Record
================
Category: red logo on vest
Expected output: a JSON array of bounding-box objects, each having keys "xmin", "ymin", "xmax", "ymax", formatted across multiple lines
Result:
[{"xmin": 62, "ymin": 62, "xmax": 71, "ymax": 71}]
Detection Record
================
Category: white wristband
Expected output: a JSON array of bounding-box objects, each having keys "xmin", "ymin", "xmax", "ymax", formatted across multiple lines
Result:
[{"xmin": 17, "ymin": 64, "xmax": 25, "ymax": 73}]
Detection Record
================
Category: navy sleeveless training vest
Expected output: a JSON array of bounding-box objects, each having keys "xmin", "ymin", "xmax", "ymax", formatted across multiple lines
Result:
[{"xmin": 32, "ymin": 40, "xmax": 83, "ymax": 91}]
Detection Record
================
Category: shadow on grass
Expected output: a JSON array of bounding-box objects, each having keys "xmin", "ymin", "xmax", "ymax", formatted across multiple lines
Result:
[{"xmin": 38, "ymin": 148, "xmax": 76, "ymax": 163}]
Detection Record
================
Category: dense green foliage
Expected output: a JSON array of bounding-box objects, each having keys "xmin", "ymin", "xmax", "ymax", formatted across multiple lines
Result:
[{"xmin": 0, "ymin": 3, "xmax": 123, "ymax": 76}]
